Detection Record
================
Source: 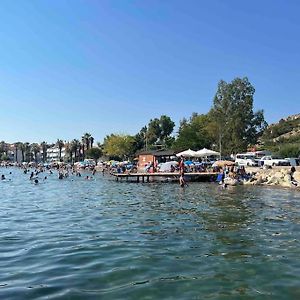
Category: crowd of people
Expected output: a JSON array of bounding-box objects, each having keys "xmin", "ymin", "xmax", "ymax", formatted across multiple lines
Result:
[
  {"xmin": 3, "ymin": 158, "xmax": 296, "ymax": 189},
  {"xmin": 0, "ymin": 162, "xmax": 101, "ymax": 184}
]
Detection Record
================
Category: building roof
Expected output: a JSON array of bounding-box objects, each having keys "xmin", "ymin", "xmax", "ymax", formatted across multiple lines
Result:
[{"xmin": 138, "ymin": 149, "xmax": 176, "ymax": 157}]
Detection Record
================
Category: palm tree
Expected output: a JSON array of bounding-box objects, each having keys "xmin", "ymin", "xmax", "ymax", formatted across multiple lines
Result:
[
  {"xmin": 70, "ymin": 139, "xmax": 80, "ymax": 162},
  {"xmin": 82, "ymin": 133, "xmax": 92, "ymax": 151},
  {"xmin": 31, "ymin": 143, "xmax": 41, "ymax": 163},
  {"xmin": 40, "ymin": 141, "xmax": 48, "ymax": 163},
  {"xmin": 0, "ymin": 141, "xmax": 7, "ymax": 156},
  {"xmin": 56, "ymin": 139, "xmax": 64, "ymax": 161},
  {"xmin": 13, "ymin": 142, "xmax": 22, "ymax": 163},
  {"xmin": 20, "ymin": 142, "xmax": 25, "ymax": 162},
  {"xmin": 79, "ymin": 143, "xmax": 83, "ymax": 161},
  {"xmin": 90, "ymin": 136, "xmax": 94, "ymax": 148},
  {"xmin": 64, "ymin": 142, "xmax": 72, "ymax": 163},
  {"xmin": 24, "ymin": 143, "xmax": 32, "ymax": 162},
  {"xmin": 81, "ymin": 135, "xmax": 86, "ymax": 160},
  {"xmin": 13, "ymin": 143, "xmax": 18, "ymax": 163},
  {"xmin": 0, "ymin": 141, "xmax": 9, "ymax": 161}
]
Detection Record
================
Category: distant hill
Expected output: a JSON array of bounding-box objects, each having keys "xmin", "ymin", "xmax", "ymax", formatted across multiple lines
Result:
[
  {"xmin": 262, "ymin": 113, "xmax": 300, "ymax": 142},
  {"xmin": 259, "ymin": 113, "xmax": 300, "ymax": 157}
]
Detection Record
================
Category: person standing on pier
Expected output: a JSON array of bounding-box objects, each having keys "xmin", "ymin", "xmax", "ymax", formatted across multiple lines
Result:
[{"xmin": 179, "ymin": 156, "xmax": 185, "ymax": 172}]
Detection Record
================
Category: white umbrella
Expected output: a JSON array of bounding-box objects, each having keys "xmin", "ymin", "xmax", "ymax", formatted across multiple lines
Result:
[
  {"xmin": 176, "ymin": 149, "xmax": 197, "ymax": 157},
  {"xmin": 195, "ymin": 148, "xmax": 220, "ymax": 157}
]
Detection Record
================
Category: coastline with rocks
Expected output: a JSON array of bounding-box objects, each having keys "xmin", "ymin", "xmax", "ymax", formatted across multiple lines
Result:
[{"xmin": 244, "ymin": 166, "xmax": 300, "ymax": 190}]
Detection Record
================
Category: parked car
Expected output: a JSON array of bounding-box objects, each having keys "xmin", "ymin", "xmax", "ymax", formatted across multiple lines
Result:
[
  {"xmin": 235, "ymin": 153, "xmax": 257, "ymax": 166},
  {"xmin": 260, "ymin": 156, "xmax": 290, "ymax": 166},
  {"xmin": 285, "ymin": 158, "xmax": 300, "ymax": 166}
]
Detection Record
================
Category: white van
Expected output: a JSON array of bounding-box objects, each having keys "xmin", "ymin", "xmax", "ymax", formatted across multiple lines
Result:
[{"xmin": 235, "ymin": 153, "xmax": 257, "ymax": 166}]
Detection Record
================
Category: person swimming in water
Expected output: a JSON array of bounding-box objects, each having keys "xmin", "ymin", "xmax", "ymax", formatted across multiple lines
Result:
[{"xmin": 1, "ymin": 174, "xmax": 5, "ymax": 180}]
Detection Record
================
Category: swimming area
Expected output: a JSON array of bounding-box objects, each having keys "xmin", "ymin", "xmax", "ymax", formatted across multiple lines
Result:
[{"xmin": 1, "ymin": 167, "xmax": 300, "ymax": 299}]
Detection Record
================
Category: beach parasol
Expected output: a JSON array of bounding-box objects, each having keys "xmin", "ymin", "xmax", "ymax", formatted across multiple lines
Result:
[
  {"xmin": 195, "ymin": 148, "xmax": 220, "ymax": 157},
  {"xmin": 176, "ymin": 149, "xmax": 197, "ymax": 157}
]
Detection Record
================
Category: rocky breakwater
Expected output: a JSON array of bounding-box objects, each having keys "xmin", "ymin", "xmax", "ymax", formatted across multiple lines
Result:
[{"xmin": 244, "ymin": 168, "xmax": 300, "ymax": 189}]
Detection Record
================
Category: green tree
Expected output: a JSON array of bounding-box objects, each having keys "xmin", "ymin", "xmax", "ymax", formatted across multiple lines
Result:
[
  {"xmin": 159, "ymin": 115, "xmax": 175, "ymax": 145},
  {"xmin": 86, "ymin": 147, "xmax": 102, "ymax": 164},
  {"xmin": 146, "ymin": 115, "xmax": 175, "ymax": 148},
  {"xmin": 0, "ymin": 141, "xmax": 8, "ymax": 157},
  {"xmin": 103, "ymin": 134, "xmax": 135, "ymax": 160},
  {"xmin": 134, "ymin": 126, "xmax": 147, "ymax": 152},
  {"xmin": 1, "ymin": 153, "xmax": 9, "ymax": 161},
  {"xmin": 278, "ymin": 144, "xmax": 300, "ymax": 158},
  {"xmin": 173, "ymin": 113, "xmax": 213, "ymax": 151},
  {"xmin": 147, "ymin": 118, "xmax": 161, "ymax": 145},
  {"xmin": 209, "ymin": 77, "xmax": 267, "ymax": 155}
]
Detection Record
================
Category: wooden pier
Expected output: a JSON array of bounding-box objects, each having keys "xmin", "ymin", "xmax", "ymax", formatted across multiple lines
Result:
[{"xmin": 113, "ymin": 172, "xmax": 218, "ymax": 183}]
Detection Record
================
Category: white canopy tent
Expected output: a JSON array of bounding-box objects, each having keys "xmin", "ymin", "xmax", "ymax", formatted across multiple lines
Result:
[
  {"xmin": 176, "ymin": 149, "xmax": 197, "ymax": 157},
  {"xmin": 195, "ymin": 148, "xmax": 220, "ymax": 157}
]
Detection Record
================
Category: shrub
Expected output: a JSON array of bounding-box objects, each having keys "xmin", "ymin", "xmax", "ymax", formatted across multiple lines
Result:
[{"xmin": 279, "ymin": 144, "xmax": 300, "ymax": 158}]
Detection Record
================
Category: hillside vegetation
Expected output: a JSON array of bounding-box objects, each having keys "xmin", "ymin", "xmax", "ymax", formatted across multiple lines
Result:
[{"xmin": 260, "ymin": 114, "xmax": 300, "ymax": 157}]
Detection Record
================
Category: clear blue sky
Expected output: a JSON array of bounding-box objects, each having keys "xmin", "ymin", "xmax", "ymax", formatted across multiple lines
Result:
[{"xmin": 0, "ymin": 0, "xmax": 299, "ymax": 144}]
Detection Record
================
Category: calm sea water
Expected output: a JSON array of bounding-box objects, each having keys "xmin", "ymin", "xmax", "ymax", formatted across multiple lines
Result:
[{"xmin": 1, "ymin": 167, "xmax": 300, "ymax": 300}]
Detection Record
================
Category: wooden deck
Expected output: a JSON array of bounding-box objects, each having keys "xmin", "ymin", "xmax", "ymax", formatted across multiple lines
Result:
[{"xmin": 113, "ymin": 172, "xmax": 218, "ymax": 183}]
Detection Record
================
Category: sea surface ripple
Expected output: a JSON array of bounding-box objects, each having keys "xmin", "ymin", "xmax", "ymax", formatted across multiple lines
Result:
[{"xmin": 1, "ymin": 167, "xmax": 300, "ymax": 299}]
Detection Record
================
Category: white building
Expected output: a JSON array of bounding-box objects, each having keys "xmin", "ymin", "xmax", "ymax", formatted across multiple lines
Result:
[{"xmin": 47, "ymin": 146, "xmax": 66, "ymax": 162}]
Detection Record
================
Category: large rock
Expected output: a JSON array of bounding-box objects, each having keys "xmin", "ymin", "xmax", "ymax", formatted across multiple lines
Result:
[
  {"xmin": 281, "ymin": 181, "xmax": 294, "ymax": 188},
  {"xmin": 243, "ymin": 180, "xmax": 253, "ymax": 185},
  {"xmin": 266, "ymin": 176, "xmax": 279, "ymax": 185},
  {"xmin": 283, "ymin": 174, "xmax": 292, "ymax": 182},
  {"xmin": 274, "ymin": 171, "xmax": 284, "ymax": 179},
  {"xmin": 242, "ymin": 168, "xmax": 300, "ymax": 189},
  {"xmin": 279, "ymin": 174, "xmax": 293, "ymax": 188},
  {"xmin": 293, "ymin": 171, "xmax": 300, "ymax": 183}
]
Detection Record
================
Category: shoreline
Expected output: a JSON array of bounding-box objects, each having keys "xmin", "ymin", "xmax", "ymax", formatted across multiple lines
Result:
[
  {"xmin": 1, "ymin": 164, "xmax": 299, "ymax": 190},
  {"xmin": 244, "ymin": 166, "xmax": 300, "ymax": 190}
]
